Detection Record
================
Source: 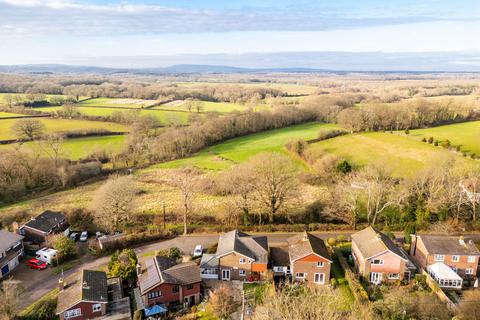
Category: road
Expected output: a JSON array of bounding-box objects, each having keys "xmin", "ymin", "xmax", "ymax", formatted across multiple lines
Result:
[{"xmin": 15, "ymin": 230, "xmax": 480, "ymax": 309}]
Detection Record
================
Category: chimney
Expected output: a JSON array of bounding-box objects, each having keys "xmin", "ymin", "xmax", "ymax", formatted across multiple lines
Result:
[
  {"xmin": 302, "ymin": 232, "xmax": 308, "ymax": 242},
  {"xmin": 58, "ymin": 277, "xmax": 65, "ymax": 291},
  {"xmin": 136, "ymin": 263, "xmax": 142, "ymax": 275}
]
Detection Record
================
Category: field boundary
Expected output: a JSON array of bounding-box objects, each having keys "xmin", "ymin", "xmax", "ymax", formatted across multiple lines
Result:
[
  {"xmin": 0, "ymin": 114, "xmax": 51, "ymax": 120},
  {"xmin": 0, "ymin": 131, "xmax": 126, "ymax": 145}
]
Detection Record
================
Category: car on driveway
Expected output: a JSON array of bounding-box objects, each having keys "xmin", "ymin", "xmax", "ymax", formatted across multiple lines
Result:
[
  {"xmin": 27, "ymin": 258, "xmax": 47, "ymax": 270},
  {"xmin": 80, "ymin": 231, "xmax": 88, "ymax": 242},
  {"xmin": 193, "ymin": 245, "xmax": 203, "ymax": 257},
  {"xmin": 69, "ymin": 232, "xmax": 79, "ymax": 241}
]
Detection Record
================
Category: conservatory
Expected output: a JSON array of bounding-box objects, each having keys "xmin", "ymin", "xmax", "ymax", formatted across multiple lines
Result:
[{"xmin": 427, "ymin": 262, "xmax": 463, "ymax": 290}]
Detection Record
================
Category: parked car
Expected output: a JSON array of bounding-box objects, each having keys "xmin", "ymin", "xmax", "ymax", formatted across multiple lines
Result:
[
  {"xmin": 80, "ymin": 231, "xmax": 88, "ymax": 242},
  {"xmin": 193, "ymin": 245, "xmax": 203, "ymax": 257},
  {"xmin": 69, "ymin": 232, "xmax": 79, "ymax": 241},
  {"xmin": 27, "ymin": 258, "xmax": 48, "ymax": 270},
  {"xmin": 95, "ymin": 231, "xmax": 104, "ymax": 239}
]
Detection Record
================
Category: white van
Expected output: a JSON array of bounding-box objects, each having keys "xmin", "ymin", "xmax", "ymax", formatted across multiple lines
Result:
[{"xmin": 35, "ymin": 248, "xmax": 59, "ymax": 265}]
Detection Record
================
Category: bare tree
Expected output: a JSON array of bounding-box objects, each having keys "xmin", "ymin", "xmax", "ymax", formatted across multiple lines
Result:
[
  {"xmin": 170, "ymin": 167, "xmax": 198, "ymax": 235},
  {"xmin": 222, "ymin": 164, "xmax": 255, "ymax": 225},
  {"xmin": 0, "ymin": 279, "xmax": 23, "ymax": 320},
  {"xmin": 11, "ymin": 119, "xmax": 46, "ymax": 141},
  {"xmin": 458, "ymin": 289, "xmax": 480, "ymax": 320},
  {"xmin": 93, "ymin": 175, "xmax": 138, "ymax": 233},
  {"xmin": 37, "ymin": 133, "xmax": 65, "ymax": 166},
  {"xmin": 459, "ymin": 169, "xmax": 480, "ymax": 221},
  {"xmin": 327, "ymin": 178, "xmax": 361, "ymax": 229},
  {"xmin": 249, "ymin": 152, "xmax": 300, "ymax": 224}
]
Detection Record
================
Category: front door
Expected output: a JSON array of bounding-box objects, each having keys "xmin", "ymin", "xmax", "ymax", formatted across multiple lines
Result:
[
  {"xmin": 370, "ymin": 272, "xmax": 382, "ymax": 284},
  {"xmin": 189, "ymin": 295, "xmax": 195, "ymax": 306},
  {"xmin": 222, "ymin": 269, "xmax": 231, "ymax": 280}
]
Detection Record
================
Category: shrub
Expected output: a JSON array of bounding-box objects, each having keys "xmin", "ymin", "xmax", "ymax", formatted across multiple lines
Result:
[
  {"xmin": 421, "ymin": 137, "xmax": 427, "ymax": 142},
  {"xmin": 330, "ymin": 278, "xmax": 337, "ymax": 288},
  {"xmin": 404, "ymin": 129, "xmax": 410, "ymax": 134},
  {"xmin": 471, "ymin": 153, "xmax": 476, "ymax": 159},
  {"xmin": 327, "ymin": 238, "xmax": 336, "ymax": 247},
  {"xmin": 336, "ymin": 160, "xmax": 352, "ymax": 174},
  {"xmin": 427, "ymin": 136, "xmax": 434, "ymax": 144},
  {"xmin": 434, "ymin": 140, "xmax": 439, "ymax": 146},
  {"xmin": 336, "ymin": 234, "xmax": 346, "ymax": 242},
  {"xmin": 456, "ymin": 145, "xmax": 461, "ymax": 152},
  {"xmin": 133, "ymin": 310, "xmax": 143, "ymax": 320},
  {"xmin": 440, "ymin": 140, "xmax": 451, "ymax": 148}
]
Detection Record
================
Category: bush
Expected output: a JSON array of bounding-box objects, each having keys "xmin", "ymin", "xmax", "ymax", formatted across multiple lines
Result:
[
  {"xmin": 156, "ymin": 247, "xmax": 182, "ymax": 260},
  {"xmin": 133, "ymin": 310, "xmax": 143, "ymax": 320},
  {"xmin": 330, "ymin": 278, "xmax": 337, "ymax": 288},
  {"xmin": 428, "ymin": 136, "xmax": 434, "ymax": 144},
  {"xmin": 440, "ymin": 140, "xmax": 451, "ymax": 148},
  {"xmin": 421, "ymin": 137, "xmax": 427, "ymax": 142},
  {"xmin": 336, "ymin": 234, "xmax": 346, "ymax": 242},
  {"xmin": 327, "ymin": 238, "xmax": 336, "ymax": 247},
  {"xmin": 434, "ymin": 140, "xmax": 439, "ymax": 146},
  {"xmin": 336, "ymin": 160, "xmax": 352, "ymax": 174},
  {"xmin": 404, "ymin": 129, "xmax": 410, "ymax": 134}
]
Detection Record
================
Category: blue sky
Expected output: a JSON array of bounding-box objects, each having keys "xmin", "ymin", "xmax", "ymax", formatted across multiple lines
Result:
[{"xmin": 0, "ymin": 0, "xmax": 479, "ymax": 67}]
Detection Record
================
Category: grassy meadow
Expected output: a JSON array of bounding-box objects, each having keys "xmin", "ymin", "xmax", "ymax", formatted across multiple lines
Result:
[
  {"xmin": 0, "ymin": 118, "xmax": 128, "ymax": 140},
  {"xmin": 0, "ymin": 135, "xmax": 125, "ymax": 160},
  {"xmin": 309, "ymin": 131, "xmax": 478, "ymax": 177},
  {"xmin": 78, "ymin": 97, "xmax": 160, "ymax": 108},
  {"xmin": 0, "ymin": 93, "xmax": 68, "ymax": 103},
  {"xmin": 153, "ymin": 100, "xmax": 269, "ymax": 113},
  {"xmin": 408, "ymin": 121, "xmax": 480, "ymax": 155},
  {"xmin": 154, "ymin": 122, "xmax": 341, "ymax": 171},
  {"xmin": 0, "ymin": 111, "xmax": 31, "ymax": 118}
]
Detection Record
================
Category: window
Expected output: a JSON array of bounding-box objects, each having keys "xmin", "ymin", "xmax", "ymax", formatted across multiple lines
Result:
[
  {"xmin": 296, "ymin": 272, "xmax": 305, "ymax": 278},
  {"xmin": 147, "ymin": 290, "xmax": 162, "ymax": 299},
  {"xmin": 172, "ymin": 286, "xmax": 179, "ymax": 293},
  {"xmin": 371, "ymin": 259, "xmax": 384, "ymax": 265},
  {"xmin": 434, "ymin": 255, "xmax": 445, "ymax": 262},
  {"xmin": 186, "ymin": 284, "xmax": 194, "ymax": 290},
  {"xmin": 64, "ymin": 308, "xmax": 81, "ymax": 319},
  {"xmin": 239, "ymin": 258, "xmax": 246, "ymax": 264},
  {"xmin": 468, "ymin": 256, "xmax": 476, "ymax": 263},
  {"xmin": 317, "ymin": 261, "xmax": 324, "ymax": 267},
  {"xmin": 388, "ymin": 273, "xmax": 400, "ymax": 280},
  {"xmin": 239, "ymin": 270, "xmax": 246, "ymax": 276},
  {"xmin": 314, "ymin": 273, "xmax": 325, "ymax": 284},
  {"xmin": 92, "ymin": 304, "xmax": 102, "ymax": 313},
  {"xmin": 452, "ymin": 255, "xmax": 460, "ymax": 262},
  {"xmin": 466, "ymin": 268, "xmax": 474, "ymax": 275}
]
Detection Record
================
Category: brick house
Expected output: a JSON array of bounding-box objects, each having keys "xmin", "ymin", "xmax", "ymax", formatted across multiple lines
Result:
[
  {"xmin": 56, "ymin": 269, "xmax": 131, "ymax": 320},
  {"xmin": 56, "ymin": 270, "xmax": 109, "ymax": 320},
  {"xmin": 351, "ymin": 226, "xmax": 415, "ymax": 284},
  {"xmin": 138, "ymin": 256, "xmax": 201, "ymax": 311},
  {"xmin": 19, "ymin": 210, "xmax": 67, "ymax": 246},
  {"xmin": 410, "ymin": 234, "xmax": 480, "ymax": 288},
  {"xmin": 205, "ymin": 230, "xmax": 268, "ymax": 281},
  {"xmin": 271, "ymin": 232, "xmax": 332, "ymax": 286},
  {"xmin": 0, "ymin": 230, "xmax": 24, "ymax": 279}
]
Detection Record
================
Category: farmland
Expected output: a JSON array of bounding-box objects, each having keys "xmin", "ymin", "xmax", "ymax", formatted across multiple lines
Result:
[
  {"xmin": 408, "ymin": 121, "xmax": 480, "ymax": 155},
  {"xmin": 155, "ymin": 122, "xmax": 341, "ymax": 170},
  {"xmin": 36, "ymin": 106, "xmax": 190, "ymax": 125},
  {"xmin": 0, "ymin": 117, "xmax": 128, "ymax": 140},
  {"xmin": 77, "ymin": 97, "xmax": 160, "ymax": 108},
  {"xmin": 153, "ymin": 100, "xmax": 269, "ymax": 113},
  {"xmin": 0, "ymin": 93, "xmax": 68, "ymax": 103},
  {"xmin": 0, "ymin": 111, "xmax": 32, "ymax": 118},
  {"xmin": 308, "ymin": 131, "xmax": 478, "ymax": 177},
  {"xmin": 0, "ymin": 135, "xmax": 125, "ymax": 160}
]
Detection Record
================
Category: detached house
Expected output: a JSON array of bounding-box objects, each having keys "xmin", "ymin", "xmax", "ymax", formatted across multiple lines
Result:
[
  {"xmin": 0, "ymin": 230, "xmax": 24, "ymax": 279},
  {"xmin": 19, "ymin": 210, "xmax": 67, "ymax": 245},
  {"xmin": 138, "ymin": 256, "xmax": 201, "ymax": 311},
  {"xmin": 410, "ymin": 235, "xmax": 480, "ymax": 289},
  {"xmin": 202, "ymin": 230, "xmax": 268, "ymax": 281},
  {"xmin": 271, "ymin": 232, "xmax": 332, "ymax": 286},
  {"xmin": 351, "ymin": 227, "xmax": 415, "ymax": 284},
  {"xmin": 56, "ymin": 269, "xmax": 131, "ymax": 320}
]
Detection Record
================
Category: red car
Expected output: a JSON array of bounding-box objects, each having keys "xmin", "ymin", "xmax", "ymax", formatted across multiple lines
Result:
[{"xmin": 27, "ymin": 258, "xmax": 48, "ymax": 270}]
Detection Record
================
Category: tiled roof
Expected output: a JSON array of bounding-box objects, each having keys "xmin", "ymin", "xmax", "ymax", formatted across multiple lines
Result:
[
  {"xmin": 24, "ymin": 210, "xmax": 65, "ymax": 233},
  {"xmin": 138, "ymin": 257, "xmax": 201, "ymax": 294},
  {"xmin": 0, "ymin": 230, "xmax": 23, "ymax": 254},
  {"xmin": 287, "ymin": 232, "xmax": 331, "ymax": 262},
  {"xmin": 418, "ymin": 235, "xmax": 480, "ymax": 256},
  {"xmin": 351, "ymin": 226, "xmax": 406, "ymax": 260},
  {"xmin": 216, "ymin": 230, "xmax": 268, "ymax": 263},
  {"xmin": 56, "ymin": 270, "xmax": 108, "ymax": 314}
]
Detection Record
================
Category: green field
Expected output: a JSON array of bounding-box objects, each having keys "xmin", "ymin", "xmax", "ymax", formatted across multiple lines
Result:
[
  {"xmin": 0, "ymin": 118, "xmax": 128, "ymax": 140},
  {"xmin": 408, "ymin": 121, "xmax": 480, "ymax": 155},
  {"xmin": 0, "ymin": 111, "xmax": 31, "ymax": 118},
  {"xmin": 0, "ymin": 135, "xmax": 125, "ymax": 160},
  {"xmin": 37, "ymin": 106, "xmax": 190, "ymax": 125},
  {"xmin": 154, "ymin": 100, "xmax": 269, "ymax": 113},
  {"xmin": 309, "ymin": 132, "xmax": 477, "ymax": 177},
  {"xmin": 153, "ymin": 122, "xmax": 340, "ymax": 171},
  {"xmin": 78, "ymin": 98, "xmax": 159, "ymax": 108}
]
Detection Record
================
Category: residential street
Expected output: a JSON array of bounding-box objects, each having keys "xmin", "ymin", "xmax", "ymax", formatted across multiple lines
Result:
[{"xmin": 14, "ymin": 231, "xmax": 480, "ymax": 309}]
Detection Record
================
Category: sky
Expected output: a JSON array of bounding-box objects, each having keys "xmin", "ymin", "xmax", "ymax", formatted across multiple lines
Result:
[{"xmin": 0, "ymin": 0, "xmax": 480, "ymax": 68}]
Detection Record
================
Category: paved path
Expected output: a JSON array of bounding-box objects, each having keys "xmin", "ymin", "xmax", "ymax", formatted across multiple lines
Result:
[{"xmin": 15, "ymin": 231, "xmax": 480, "ymax": 309}]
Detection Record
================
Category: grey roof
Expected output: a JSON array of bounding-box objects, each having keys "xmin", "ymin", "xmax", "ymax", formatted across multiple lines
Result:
[
  {"xmin": 0, "ymin": 230, "xmax": 23, "ymax": 254},
  {"xmin": 351, "ymin": 226, "xmax": 406, "ymax": 260},
  {"xmin": 418, "ymin": 235, "xmax": 480, "ymax": 256},
  {"xmin": 24, "ymin": 210, "xmax": 65, "ymax": 233},
  {"xmin": 200, "ymin": 254, "xmax": 219, "ymax": 269},
  {"xmin": 287, "ymin": 232, "xmax": 331, "ymax": 262},
  {"xmin": 57, "ymin": 269, "xmax": 108, "ymax": 314},
  {"xmin": 138, "ymin": 256, "xmax": 201, "ymax": 294},
  {"xmin": 216, "ymin": 230, "xmax": 268, "ymax": 263},
  {"xmin": 270, "ymin": 246, "xmax": 290, "ymax": 266}
]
